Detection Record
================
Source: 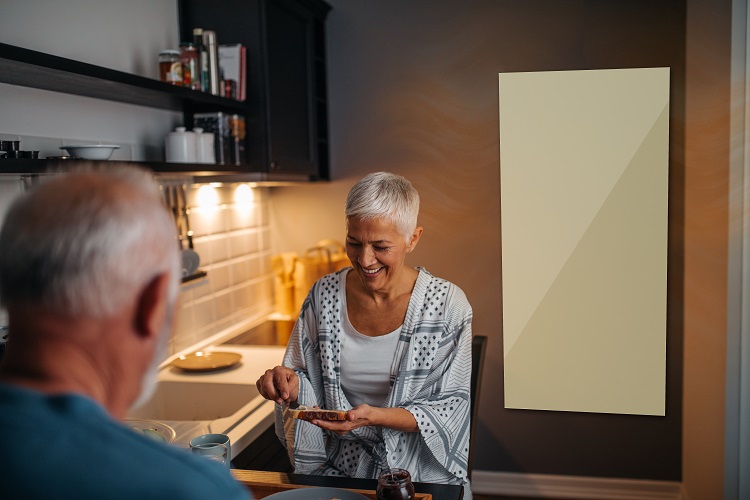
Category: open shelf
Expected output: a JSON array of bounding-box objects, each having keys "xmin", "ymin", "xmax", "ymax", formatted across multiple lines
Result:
[
  {"xmin": 0, "ymin": 42, "xmax": 246, "ymax": 113},
  {"xmin": 0, "ymin": 158, "xmax": 319, "ymax": 183}
]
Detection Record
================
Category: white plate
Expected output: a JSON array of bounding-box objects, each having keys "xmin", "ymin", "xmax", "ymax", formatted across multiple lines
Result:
[
  {"xmin": 264, "ymin": 487, "xmax": 369, "ymax": 499},
  {"xmin": 172, "ymin": 351, "xmax": 242, "ymax": 372}
]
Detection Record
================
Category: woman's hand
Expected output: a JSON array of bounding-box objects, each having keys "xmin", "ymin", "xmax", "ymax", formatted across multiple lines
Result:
[
  {"xmin": 311, "ymin": 404, "xmax": 377, "ymax": 435},
  {"xmin": 310, "ymin": 405, "xmax": 418, "ymax": 435},
  {"xmin": 255, "ymin": 366, "xmax": 299, "ymax": 405}
]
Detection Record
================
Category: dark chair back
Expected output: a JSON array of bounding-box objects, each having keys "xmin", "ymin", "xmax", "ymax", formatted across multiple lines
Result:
[{"xmin": 468, "ymin": 335, "xmax": 488, "ymax": 479}]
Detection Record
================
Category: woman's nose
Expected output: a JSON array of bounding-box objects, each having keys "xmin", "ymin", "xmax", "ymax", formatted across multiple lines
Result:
[{"xmin": 358, "ymin": 245, "xmax": 376, "ymax": 266}]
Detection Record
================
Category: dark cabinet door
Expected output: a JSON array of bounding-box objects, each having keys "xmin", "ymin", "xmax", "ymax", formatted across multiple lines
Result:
[{"xmin": 266, "ymin": 0, "xmax": 316, "ymax": 175}]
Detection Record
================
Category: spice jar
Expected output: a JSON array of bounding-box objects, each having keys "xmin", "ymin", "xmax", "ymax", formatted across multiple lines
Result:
[
  {"xmin": 159, "ymin": 50, "xmax": 183, "ymax": 85},
  {"xmin": 376, "ymin": 468, "xmax": 415, "ymax": 500}
]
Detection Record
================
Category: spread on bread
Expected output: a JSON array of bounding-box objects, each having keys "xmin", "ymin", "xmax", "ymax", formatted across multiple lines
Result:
[{"xmin": 288, "ymin": 404, "xmax": 347, "ymax": 421}]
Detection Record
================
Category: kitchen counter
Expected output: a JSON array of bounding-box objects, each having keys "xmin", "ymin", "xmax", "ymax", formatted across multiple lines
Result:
[{"xmin": 128, "ymin": 345, "xmax": 286, "ymax": 460}]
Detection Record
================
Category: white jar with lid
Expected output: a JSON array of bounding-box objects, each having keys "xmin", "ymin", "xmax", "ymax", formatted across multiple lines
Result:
[
  {"xmin": 193, "ymin": 127, "xmax": 215, "ymax": 164},
  {"xmin": 165, "ymin": 127, "xmax": 197, "ymax": 163}
]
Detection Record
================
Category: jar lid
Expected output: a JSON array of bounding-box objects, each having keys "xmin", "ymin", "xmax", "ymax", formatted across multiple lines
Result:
[{"xmin": 159, "ymin": 50, "xmax": 180, "ymax": 56}]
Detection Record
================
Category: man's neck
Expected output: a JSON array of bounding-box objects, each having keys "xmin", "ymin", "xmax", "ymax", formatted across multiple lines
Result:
[{"xmin": 0, "ymin": 307, "xmax": 142, "ymax": 419}]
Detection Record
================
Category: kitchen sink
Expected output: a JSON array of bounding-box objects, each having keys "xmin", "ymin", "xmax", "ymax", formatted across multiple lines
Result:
[{"xmin": 127, "ymin": 380, "xmax": 260, "ymax": 421}]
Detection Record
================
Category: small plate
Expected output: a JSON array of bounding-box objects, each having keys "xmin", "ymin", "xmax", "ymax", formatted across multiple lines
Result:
[
  {"xmin": 124, "ymin": 419, "xmax": 176, "ymax": 444},
  {"xmin": 264, "ymin": 487, "xmax": 369, "ymax": 499},
  {"xmin": 172, "ymin": 351, "xmax": 242, "ymax": 372}
]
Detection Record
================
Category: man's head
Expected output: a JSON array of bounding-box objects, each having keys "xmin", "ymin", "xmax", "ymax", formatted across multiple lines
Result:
[
  {"xmin": 0, "ymin": 164, "xmax": 180, "ymax": 413},
  {"xmin": 0, "ymin": 165, "xmax": 179, "ymax": 316}
]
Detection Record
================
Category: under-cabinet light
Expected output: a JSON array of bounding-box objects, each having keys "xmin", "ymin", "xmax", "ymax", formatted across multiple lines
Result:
[
  {"xmin": 233, "ymin": 183, "xmax": 255, "ymax": 206},
  {"xmin": 196, "ymin": 185, "xmax": 219, "ymax": 208}
]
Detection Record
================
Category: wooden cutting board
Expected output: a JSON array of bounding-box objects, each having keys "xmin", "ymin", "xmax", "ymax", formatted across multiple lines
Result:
[{"xmin": 231, "ymin": 470, "xmax": 433, "ymax": 499}]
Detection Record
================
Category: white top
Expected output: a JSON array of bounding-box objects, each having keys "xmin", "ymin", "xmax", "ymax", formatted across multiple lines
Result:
[{"xmin": 340, "ymin": 311, "xmax": 401, "ymax": 407}]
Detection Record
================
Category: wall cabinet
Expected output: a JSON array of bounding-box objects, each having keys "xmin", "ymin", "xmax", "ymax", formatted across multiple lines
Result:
[
  {"xmin": 0, "ymin": 0, "xmax": 330, "ymax": 181},
  {"xmin": 179, "ymin": 0, "xmax": 331, "ymax": 180}
]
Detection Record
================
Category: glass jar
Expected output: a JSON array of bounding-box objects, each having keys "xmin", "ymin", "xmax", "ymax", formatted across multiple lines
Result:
[
  {"xmin": 158, "ymin": 50, "xmax": 183, "ymax": 86},
  {"xmin": 180, "ymin": 42, "xmax": 200, "ymax": 90},
  {"xmin": 376, "ymin": 468, "xmax": 415, "ymax": 500}
]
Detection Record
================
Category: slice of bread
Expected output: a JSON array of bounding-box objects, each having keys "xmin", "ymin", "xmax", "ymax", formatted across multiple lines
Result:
[{"xmin": 288, "ymin": 404, "xmax": 347, "ymax": 421}]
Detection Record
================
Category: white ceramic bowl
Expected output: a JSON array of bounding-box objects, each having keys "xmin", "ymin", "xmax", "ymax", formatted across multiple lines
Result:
[
  {"xmin": 60, "ymin": 144, "xmax": 120, "ymax": 160},
  {"xmin": 123, "ymin": 419, "xmax": 176, "ymax": 444}
]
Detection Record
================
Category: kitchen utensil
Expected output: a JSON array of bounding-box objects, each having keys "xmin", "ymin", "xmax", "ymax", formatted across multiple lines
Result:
[
  {"xmin": 166, "ymin": 185, "xmax": 184, "ymax": 248},
  {"xmin": 271, "ymin": 253, "xmax": 297, "ymax": 315},
  {"xmin": 182, "ymin": 248, "xmax": 200, "ymax": 276},
  {"xmin": 179, "ymin": 184, "xmax": 194, "ymax": 250},
  {"xmin": 175, "ymin": 183, "xmax": 200, "ymax": 276},
  {"xmin": 172, "ymin": 351, "xmax": 242, "ymax": 371},
  {"xmin": 59, "ymin": 144, "xmax": 119, "ymax": 160}
]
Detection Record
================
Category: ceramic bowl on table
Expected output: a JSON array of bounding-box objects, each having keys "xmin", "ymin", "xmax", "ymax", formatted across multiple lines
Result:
[
  {"xmin": 124, "ymin": 419, "xmax": 176, "ymax": 444},
  {"xmin": 60, "ymin": 145, "xmax": 120, "ymax": 160}
]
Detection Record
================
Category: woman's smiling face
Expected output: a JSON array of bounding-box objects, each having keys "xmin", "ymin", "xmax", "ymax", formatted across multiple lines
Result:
[{"xmin": 345, "ymin": 216, "xmax": 420, "ymax": 294}]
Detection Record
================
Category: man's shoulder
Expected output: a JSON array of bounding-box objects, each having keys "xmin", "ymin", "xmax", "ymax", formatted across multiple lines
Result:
[{"xmin": 0, "ymin": 384, "xmax": 249, "ymax": 499}]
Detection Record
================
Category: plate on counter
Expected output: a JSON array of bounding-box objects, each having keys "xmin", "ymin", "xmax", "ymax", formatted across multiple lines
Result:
[
  {"xmin": 172, "ymin": 351, "xmax": 242, "ymax": 372},
  {"xmin": 124, "ymin": 419, "xmax": 176, "ymax": 444},
  {"xmin": 264, "ymin": 487, "xmax": 369, "ymax": 499}
]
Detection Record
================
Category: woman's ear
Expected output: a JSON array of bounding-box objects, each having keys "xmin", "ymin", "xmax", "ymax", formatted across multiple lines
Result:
[
  {"xmin": 134, "ymin": 273, "xmax": 171, "ymax": 340},
  {"xmin": 407, "ymin": 226, "xmax": 423, "ymax": 253}
]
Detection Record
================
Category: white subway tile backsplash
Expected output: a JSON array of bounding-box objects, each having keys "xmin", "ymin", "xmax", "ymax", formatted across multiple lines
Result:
[
  {"xmin": 231, "ymin": 283, "xmax": 253, "ymax": 312},
  {"xmin": 247, "ymin": 229, "xmax": 261, "ymax": 254},
  {"xmin": 228, "ymin": 204, "xmax": 258, "ymax": 230},
  {"xmin": 191, "ymin": 296, "xmax": 216, "ymax": 331},
  {"xmin": 168, "ymin": 183, "xmax": 274, "ymax": 355},
  {"xmin": 230, "ymin": 259, "xmax": 250, "ymax": 285},
  {"xmin": 173, "ymin": 303, "xmax": 194, "ymax": 340},
  {"xmin": 210, "ymin": 235, "xmax": 230, "ymax": 263},
  {"xmin": 208, "ymin": 263, "xmax": 231, "ymax": 295},
  {"xmin": 229, "ymin": 231, "xmax": 251, "ymax": 258},
  {"xmin": 213, "ymin": 289, "xmax": 234, "ymax": 323},
  {"xmin": 189, "ymin": 206, "xmax": 222, "ymax": 237},
  {"xmin": 192, "ymin": 238, "xmax": 212, "ymax": 266}
]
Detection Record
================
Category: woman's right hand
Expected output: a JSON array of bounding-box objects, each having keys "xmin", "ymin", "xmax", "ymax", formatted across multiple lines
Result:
[{"xmin": 256, "ymin": 366, "xmax": 300, "ymax": 405}]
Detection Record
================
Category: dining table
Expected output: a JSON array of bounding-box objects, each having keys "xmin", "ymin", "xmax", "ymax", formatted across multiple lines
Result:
[{"xmin": 231, "ymin": 469, "xmax": 464, "ymax": 500}]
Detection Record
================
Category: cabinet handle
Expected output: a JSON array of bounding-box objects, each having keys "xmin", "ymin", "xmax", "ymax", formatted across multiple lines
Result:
[{"xmin": 270, "ymin": 161, "xmax": 279, "ymax": 170}]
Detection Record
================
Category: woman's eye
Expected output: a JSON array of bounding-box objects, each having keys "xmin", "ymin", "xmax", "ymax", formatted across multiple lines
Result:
[
  {"xmin": 346, "ymin": 241, "xmax": 361, "ymax": 248},
  {"xmin": 374, "ymin": 246, "xmax": 388, "ymax": 252}
]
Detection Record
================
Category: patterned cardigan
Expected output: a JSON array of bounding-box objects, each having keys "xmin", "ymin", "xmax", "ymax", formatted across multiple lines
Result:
[{"xmin": 274, "ymin": 267, "xmax": 473, "ymax": 490}]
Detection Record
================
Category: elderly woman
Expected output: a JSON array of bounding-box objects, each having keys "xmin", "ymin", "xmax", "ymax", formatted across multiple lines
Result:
[{"xmin": 256, "ymin": 172, "xmax": 473, "ymax": 493}]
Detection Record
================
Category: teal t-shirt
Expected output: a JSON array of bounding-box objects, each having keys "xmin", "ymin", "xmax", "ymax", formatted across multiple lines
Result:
[{"xmin": 0, "ymin": 383, "xmax": 250, "ymax": 499}]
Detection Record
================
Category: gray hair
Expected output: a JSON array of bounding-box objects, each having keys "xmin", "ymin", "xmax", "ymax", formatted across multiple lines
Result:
[
  {"xmin": 345, "ymin": 172, "xmax": 420, "ymax": 242},
  {"xmin": 0, "ymin": 164, "xmax": 180, "ymax": 317}
]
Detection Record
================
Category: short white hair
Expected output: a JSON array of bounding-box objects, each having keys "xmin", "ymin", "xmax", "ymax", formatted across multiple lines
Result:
[
  {"xmin": 345, "ymin": 172, "xmax": 420, "ymax": 242},
  {"xmin": 0, "ymin": 164, "xmax": 180, "ymax": 317}
]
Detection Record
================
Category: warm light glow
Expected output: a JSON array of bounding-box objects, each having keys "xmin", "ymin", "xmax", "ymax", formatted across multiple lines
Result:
[
  {"xmin": 196, "ymin": 185, "xmax": 219, "ymax": 208},
  {"xmin": 234, "ymin": 183, "xmax": 255, "ymax": 206}
]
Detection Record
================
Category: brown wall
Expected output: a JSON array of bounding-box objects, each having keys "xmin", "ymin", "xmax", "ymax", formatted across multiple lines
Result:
[
  {"xmin": 270, "ymin": 0, "xmax": 687, "ymax": 480},
  {"xmin": 683, "ymin": 0, "xmax": 732, "ymax": 497}
]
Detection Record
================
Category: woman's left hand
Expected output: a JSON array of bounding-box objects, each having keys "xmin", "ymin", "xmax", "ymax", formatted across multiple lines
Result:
[
  {"xmin": 309, "ymin": 405, "xmax": 418, "ymax": 435},
  {"xmin": 310, "ymin": 404, "xmax": 376, "ymax": 435}
]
